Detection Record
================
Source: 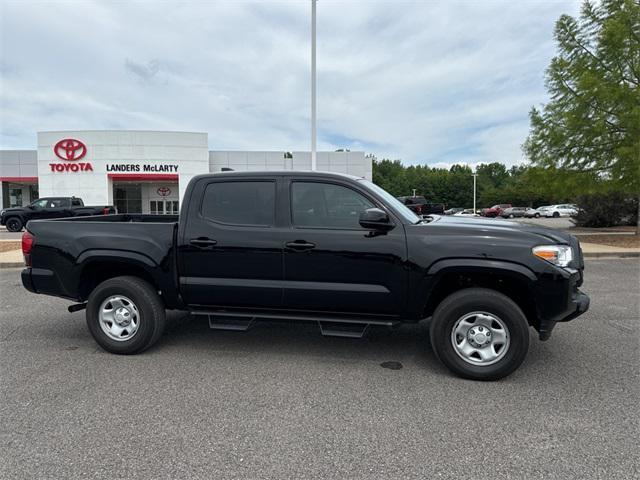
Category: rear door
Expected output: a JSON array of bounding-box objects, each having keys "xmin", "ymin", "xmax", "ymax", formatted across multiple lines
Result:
[
  {"xmin": 178, "ymin": 176, "xmax": 287, "ymax": 309},
  {"xmin": 282, "ymin": 178, "xmax": 407, "ymax": 316}
]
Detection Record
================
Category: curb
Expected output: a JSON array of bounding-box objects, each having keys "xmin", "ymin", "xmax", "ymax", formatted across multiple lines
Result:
[
  {"xmin": 582, "ymin": 251, "xmax": 640, "ymax": 259},
  {"xmin": 0, "ymin": 262, "xmax": 24, "ymax": 269}
]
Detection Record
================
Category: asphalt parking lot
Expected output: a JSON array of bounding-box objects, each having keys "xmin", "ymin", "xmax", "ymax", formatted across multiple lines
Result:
[{"xmin": 1, "ymin": 259, "xmax": 639, "ymax": 479}]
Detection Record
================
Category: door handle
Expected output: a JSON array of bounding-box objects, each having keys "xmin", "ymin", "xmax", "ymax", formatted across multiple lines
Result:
[
  {"xmin": 285, "ymin": 241, "xmax": 316, "ymax": 251},
  {"xmin": 189, "ymin": 238, "xmax": 218, "ymax": 248}
]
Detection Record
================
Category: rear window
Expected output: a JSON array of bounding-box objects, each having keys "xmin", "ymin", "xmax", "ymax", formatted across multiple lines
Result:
[{"xmin": 201, "ymin": 181, "xmax": 275, "ymax": 226}]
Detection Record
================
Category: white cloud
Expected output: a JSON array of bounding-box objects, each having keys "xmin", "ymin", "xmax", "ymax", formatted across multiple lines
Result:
[{"xmin": 0, "ymin": 0, "xmax": 580, "ymax": 167}]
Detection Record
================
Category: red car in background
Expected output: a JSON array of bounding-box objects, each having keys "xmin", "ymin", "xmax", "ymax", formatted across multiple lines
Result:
[{"xmin": 482, "ymin": 204, "xmax": 512, "ymax": 217}]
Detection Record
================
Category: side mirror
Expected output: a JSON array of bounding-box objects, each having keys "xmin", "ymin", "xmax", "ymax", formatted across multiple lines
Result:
[
  {"xmin": 28, "ymin": 205, "xmax": 36, "ymax": 210},
  {"xmin": 359, "ymin": 208, "xmax": 393, "ymax": 231}
]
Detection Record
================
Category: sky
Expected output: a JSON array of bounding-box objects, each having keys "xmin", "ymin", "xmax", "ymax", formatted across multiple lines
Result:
[{"xmin": 0, "ymin": 0, "xmax": 580, "ymax": 169}]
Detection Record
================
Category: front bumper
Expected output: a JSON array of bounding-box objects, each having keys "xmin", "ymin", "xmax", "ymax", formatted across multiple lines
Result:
[{"xmin": 536, "ymin": 268, "xmax": 590, "ymax": 341}]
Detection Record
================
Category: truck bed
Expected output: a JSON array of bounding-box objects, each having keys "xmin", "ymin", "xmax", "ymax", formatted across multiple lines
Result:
[{"xmin": 24, "ymin": 215, "xmax": 179, "ymax": 304}]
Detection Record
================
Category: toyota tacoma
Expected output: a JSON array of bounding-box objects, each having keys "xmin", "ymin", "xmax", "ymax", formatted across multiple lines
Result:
[{"xmin": 20, "ymin": 172, "xmax": 589, "ymax": 380}]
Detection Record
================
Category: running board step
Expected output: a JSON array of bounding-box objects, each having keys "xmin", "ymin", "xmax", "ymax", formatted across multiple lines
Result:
[
  {"xmin": 191, "ymin": 309, "xmax": 397, "ymax": 327},
  {"xmin": 318, "ymin": 321, "xmax": 370, "ymax": 338},
  {"xmin": 208, "ymin": 315, "xmax": 255, "ymax": 332}
]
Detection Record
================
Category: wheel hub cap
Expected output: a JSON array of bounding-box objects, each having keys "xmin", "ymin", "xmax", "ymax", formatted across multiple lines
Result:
[
  {"xmin": 114, "ymin": 307, "xmax": 132, "ymax": 326},
  {"xmin": 451, "ymin": 311, "xmax": 510, "ymax": 366},
  {"xmin": 98, "ymin": 295, "xmax": 140, "ymax": 342},
  {"xmin": 467, "ymin": 325, "xmax": 491, "ymax": 347}
]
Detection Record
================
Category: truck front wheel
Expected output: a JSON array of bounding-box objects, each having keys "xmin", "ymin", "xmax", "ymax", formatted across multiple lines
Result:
[
  {"xmin": 429, "ymin": 288, "xmax": 529, "ymax": 380},
  {"xmin": 86, "ymin": 276, "xmax": 166, "ymax": 354},
  {"xmin": 5, "ymin": 217, "xmax": 23, "ymax": 232}
]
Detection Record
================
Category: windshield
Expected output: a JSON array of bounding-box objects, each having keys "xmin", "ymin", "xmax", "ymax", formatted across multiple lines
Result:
[{"xmin": 358, "ymin": 179, "xmax": 421, "ymax": 223}]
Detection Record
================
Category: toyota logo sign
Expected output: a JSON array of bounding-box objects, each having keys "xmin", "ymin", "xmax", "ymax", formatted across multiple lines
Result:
[
  {"xmin": 157, "ymin": 187, "xmax": 172, "ymax": 197},
  {"xmin": 54, "ymin": 139, "xmax": 87, "ymax": 161}
]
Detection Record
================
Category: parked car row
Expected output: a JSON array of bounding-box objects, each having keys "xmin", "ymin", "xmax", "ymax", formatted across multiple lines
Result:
[
  {"xmin": 483, "ymin": 204, "xmax": 578, "ymax": 219},
  {"xmin": 388, "ymin": 194, "xmax": 579, "ymax": 222}
]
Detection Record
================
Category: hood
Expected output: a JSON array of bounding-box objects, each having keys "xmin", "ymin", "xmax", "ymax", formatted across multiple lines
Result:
[
  {"xmin": 1, "ymin": 207, "xmax": 26, "ymax": 214},
  {"xmin": 426, "ymin": 214, "xmax": 573, "ymax": 244}
]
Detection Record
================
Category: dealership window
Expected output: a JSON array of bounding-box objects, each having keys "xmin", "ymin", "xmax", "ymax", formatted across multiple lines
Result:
[
  {"xmin": 201, "ymin": 181, "xmax": 275, "ymax": 226},
  {"xmin": 29, "ymin": 185, "xmax": 39, "ymax": 202},
  {"xmin": 114, "ymin": 184, "xmax": 142, "ymax": 214},
  {"xmin": 291, "ymin": 182, "xmax": 373, "ymax": 229},
  {"xmin": 8, "ymin": 188, "xmax": 23, "ymax": 207}
]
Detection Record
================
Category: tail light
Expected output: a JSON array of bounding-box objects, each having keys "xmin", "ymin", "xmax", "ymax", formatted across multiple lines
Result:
[
  {"xmin": 103, "ymin": 207, "xmax": 110, "ymax": 215},
  {"xmin": 415, "ymin": 205, "xmax": 422, "ymax": 214},
  {"xmin": 22, "ymin": 231, "xmax": 34, "ymax": 267}
]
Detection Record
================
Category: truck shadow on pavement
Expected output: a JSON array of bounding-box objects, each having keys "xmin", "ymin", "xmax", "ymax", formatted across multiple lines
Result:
[{"xmin": 156, "ymin": 311, "xmax": 448, "ymax": 374}]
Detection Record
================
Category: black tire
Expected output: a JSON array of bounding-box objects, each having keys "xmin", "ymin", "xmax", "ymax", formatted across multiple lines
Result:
[
  {"xmin": 535, "ymin": 213, "xmax": 540, "ymax": 218},
  {"xmin": 429, "ymin": 288, "xmax": 530, "ymax": 381},
  {"xmin": 553, "ymin": 211, "xmax": 560, "ymax": 218},
  {"xmin": 86, "ymin": 276, "xmax": 166, "ymax": 354},
  {"xmin": 5, "ymin": 217, "xmax": 23, "ymax": 232}
]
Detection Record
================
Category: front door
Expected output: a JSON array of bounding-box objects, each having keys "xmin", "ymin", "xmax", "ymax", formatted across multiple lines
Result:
[
  {"xmin": 282, "ymin": 179, "xmax": 407, "ymax": 317},
  {"xmin": 178, "ymin": 177, "xmax": 287, "ymax": 309}
]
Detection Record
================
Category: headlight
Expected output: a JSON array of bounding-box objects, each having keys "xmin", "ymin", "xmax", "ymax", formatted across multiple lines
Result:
[{"xmin": 532, "ymin": 245, "xmax": 573, "ymax": 267}]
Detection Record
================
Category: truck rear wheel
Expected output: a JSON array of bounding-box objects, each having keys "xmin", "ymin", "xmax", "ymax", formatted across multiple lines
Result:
[
  {"xmin": 429, "ymin": 288, "xmax": 529, "ymax": 381},
  {"xmin": 5, "ymin": 217, "xmax": 23, "ymax": 232},
  {"xmin": 86, "ymin": 276, "xmax": 166, "ymax": 354}
]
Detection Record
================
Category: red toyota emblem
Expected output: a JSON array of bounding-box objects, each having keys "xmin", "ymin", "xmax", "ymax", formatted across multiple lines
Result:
[
  {"xmin": 157, "ymin": 187, "xmax": 171, "ymax": 197},
  {"xmin": 54, "ymin": 139, "xmax": 87, "ymax": 161}
]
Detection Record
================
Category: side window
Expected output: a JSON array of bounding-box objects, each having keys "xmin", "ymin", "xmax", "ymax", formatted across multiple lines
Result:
[
  {"xmin": 201, "ymin": 181, "xmax": 275, "ymax": 226},
  {"xmin": 71, "ymin": 198, "xmax": 82, "ymax": 206},
  {"xmin": 32, "ymin": 199, "xmax": 48, "ymax": 208},
  {"xmin": 51, "ymin": 199, "xmax": 70, "ymax": 207},
  {"xmin": 291, "ymin": 182, "xmax": 374, "ymax": 229}
]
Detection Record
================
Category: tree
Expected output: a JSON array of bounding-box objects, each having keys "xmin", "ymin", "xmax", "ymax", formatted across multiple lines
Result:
[{"xmin": 524, "ymin": 0, "xmax": 640, "ymax": 195}]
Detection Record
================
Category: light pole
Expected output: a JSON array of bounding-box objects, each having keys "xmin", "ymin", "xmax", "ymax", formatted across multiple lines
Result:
[
  {"xmin": 472, "ymin": 173, "xmax": 478, "ymax": 212},
  {"xmin": 310, "ymin": 0, "xmax": 317, "ymax": 170}
]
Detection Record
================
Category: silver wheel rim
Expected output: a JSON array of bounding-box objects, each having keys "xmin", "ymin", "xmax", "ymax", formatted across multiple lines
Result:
[
  {"xmin": 99, "ymin": 295, "xmax": 140, "ymax": 342},
  {"xmin": 451, "ymin": 311, "xmax": 510, "ymax": 366}
]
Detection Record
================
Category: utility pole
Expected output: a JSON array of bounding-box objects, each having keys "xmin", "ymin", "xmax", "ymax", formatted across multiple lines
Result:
[
  {"xmin": 311, "ymin": 0, "xmax": 317, "ymax": 170},
  {"xmin": 472, "ymin": 173, "xmax": 478, "ymax": 212}
]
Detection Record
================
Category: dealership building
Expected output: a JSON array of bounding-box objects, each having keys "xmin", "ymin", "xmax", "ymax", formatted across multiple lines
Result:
[{"xmin": 0, "ymin": 130, "xmax": 371, "ymax": 213}]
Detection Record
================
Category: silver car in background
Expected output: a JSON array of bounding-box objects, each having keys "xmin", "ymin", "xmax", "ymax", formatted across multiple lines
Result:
[
  {"xmin": 501, "ymin": 207, "xmax": 528, "ymax": 218},
  {"xmin": 525, "ymin": 206, "xmax": 550, "ymax": 218}
]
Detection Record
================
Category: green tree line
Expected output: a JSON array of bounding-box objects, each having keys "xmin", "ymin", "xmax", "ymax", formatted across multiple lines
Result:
[{"xmin": 372, "ymin": 158, "xmax": 606, "ymax": 209}]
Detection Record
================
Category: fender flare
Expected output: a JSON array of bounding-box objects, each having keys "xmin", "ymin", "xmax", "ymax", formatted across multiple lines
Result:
[
  {"xmin": 4, "ymin": 213, "xmax": 25, "ymax": 223},
  {"xmin": 415, "ymin": 258, "xmax": 538, "ymax": 320},
  {"xmin": 426, "ymin": 258, "xmax": 537, "ymax": 282}
]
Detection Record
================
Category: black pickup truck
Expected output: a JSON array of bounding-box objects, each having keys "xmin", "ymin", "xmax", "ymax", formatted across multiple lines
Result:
[
  {"xmin": 1, "ymin": 197, "xmax": 115, "ymax": 232},
  {"xmin": 397, "ymin": 196, "xmax": 446, "ymax": 215},
  {"xmin": 20, "ymin": 171, "xmax": 589, "ymax": 380}
]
